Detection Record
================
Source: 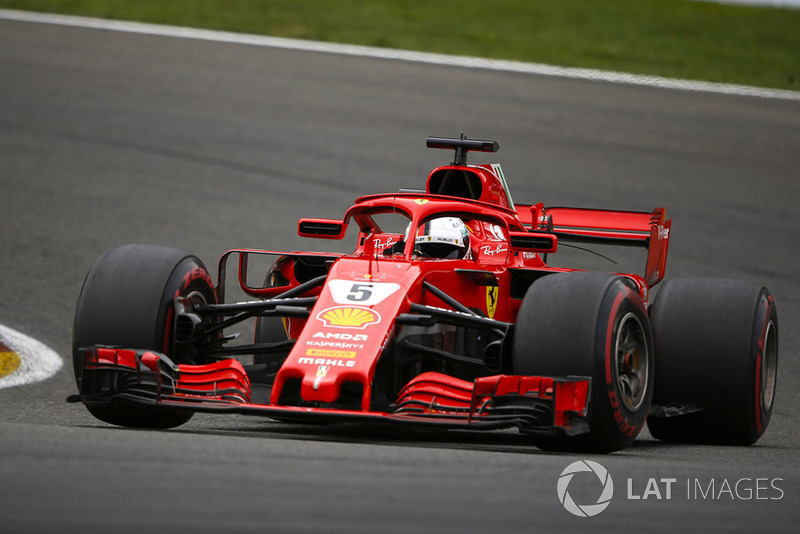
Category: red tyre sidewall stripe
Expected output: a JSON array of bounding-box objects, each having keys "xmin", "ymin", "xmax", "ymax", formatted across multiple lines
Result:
[
  {"xmin": 754, "ymin": 294, "xmax": 774, "ymax": 435},
  {"xmin": 754, "ymin": 337, "xmax": 762, "ymax": 435},
  {"xmin": 604, "ymin": 292, "xmax": 625, "ymax": 386},
  {"xmin": 604, "ymin": 290, "xmax": 640, "ymax": 435}
]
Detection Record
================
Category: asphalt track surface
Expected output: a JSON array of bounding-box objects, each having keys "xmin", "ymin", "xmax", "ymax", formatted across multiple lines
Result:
[{"xmin": 0, "ymin": 18, "xmax": 798, "ymax": 534}]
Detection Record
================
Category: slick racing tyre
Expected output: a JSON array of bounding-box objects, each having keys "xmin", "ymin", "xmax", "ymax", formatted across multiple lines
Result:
[
  {"xmin": 512, "ymin": 272, "xmax": 654, "ymax": 453},
  {"xmin": 73, "ymin": 245, "xmax": 217, "ymax": 429},
  {"xmin": 647, "ymin": 278, "xmax": 778, "ymax": 445}
]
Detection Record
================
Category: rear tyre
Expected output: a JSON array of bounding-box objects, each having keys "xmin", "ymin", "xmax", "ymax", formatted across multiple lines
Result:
[
  {"xmin": 73, "ymin": 244, "xmax": 217, "ymax": 429},
  {"xmin": 647, "ymin": 278, "xmax": 778, "ymax": 445},
  {"xmin": 512, "ymin": 272, "xmax": 654, "ymax": 453}
]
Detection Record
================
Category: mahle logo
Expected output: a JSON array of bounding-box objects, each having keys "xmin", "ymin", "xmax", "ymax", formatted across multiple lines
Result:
[{"xmin": 557, "ymin": 460, "xmax": 614, "ymax": 517}]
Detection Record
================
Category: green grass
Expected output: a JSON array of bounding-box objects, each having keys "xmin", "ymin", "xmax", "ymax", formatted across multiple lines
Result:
[{"xmin": 1, "ymin": 0, "xmax": 798, "ymax": 90}]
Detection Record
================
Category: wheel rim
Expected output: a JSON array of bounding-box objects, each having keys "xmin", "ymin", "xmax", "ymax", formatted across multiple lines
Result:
[
  {"xmin": 615, "ymin": 312, "xmax": 649, "ymax": 412},
  {"xmin": 761, "ymin": 320, "xmax": 778, "ymax": 412}
]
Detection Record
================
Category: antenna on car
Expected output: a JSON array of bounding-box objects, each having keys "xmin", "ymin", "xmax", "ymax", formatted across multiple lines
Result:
[{"xmin": 426, "ymin": 133, "xmax": 499, "ymax": 166}]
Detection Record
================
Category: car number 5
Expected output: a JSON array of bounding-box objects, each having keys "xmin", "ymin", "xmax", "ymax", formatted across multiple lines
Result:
[{"xmin": 347, "ymin": 283, "xmax": 373, "ymax": 302}]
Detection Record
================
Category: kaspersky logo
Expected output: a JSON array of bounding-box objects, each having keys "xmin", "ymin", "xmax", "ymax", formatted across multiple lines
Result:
[
  {"xmin": 317, "ymin": 306, "xmax": 381, "ymax": 329},
  {"xmin": 557, "ymin": 460, "xmax": 614, "ymax": 517}
]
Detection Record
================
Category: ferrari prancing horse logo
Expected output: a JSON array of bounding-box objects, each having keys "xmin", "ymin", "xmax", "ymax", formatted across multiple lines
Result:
[{"xmin": 486, "ymin": 286, "xmax": 498, "ymax": 319}]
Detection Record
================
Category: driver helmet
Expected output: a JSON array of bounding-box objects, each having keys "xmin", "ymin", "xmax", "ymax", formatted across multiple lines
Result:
[{"xmin": 413, "ymin": 217, "xmax": 471, "ymax": 259}]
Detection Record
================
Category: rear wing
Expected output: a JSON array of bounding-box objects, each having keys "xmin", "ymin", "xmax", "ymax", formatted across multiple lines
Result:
[{"xmin": 517, "ymin": 204, "xmax": 671, "ymax": 288}]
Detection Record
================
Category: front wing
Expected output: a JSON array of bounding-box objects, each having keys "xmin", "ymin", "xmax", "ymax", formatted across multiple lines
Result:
[{"xmin": 73, "ymin": 347, "xmax": 591, "ymax": 436}]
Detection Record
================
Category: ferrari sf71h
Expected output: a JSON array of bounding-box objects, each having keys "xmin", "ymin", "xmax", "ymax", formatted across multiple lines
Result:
[{"xmin": 71, "ymin": 136, "xmax": 779, "ymax": 452}]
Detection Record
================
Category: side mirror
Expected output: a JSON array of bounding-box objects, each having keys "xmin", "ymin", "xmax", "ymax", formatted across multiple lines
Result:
[
  {"xmin": 508, "ymin": 231, "xmax": 558, "ymax": 254},
  {"xmin": 298, "ymin": 218, "xmax": 347, "ymax": 240}
]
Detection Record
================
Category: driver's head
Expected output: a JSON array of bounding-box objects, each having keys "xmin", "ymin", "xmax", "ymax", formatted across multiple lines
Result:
[{"xmin": 413, "ymin": 217, "xmax": 470, "ymax": 259}]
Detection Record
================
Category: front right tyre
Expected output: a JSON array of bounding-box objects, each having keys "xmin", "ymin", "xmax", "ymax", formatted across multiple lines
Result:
[{"xmin": 512, "ymin": 272, "xmax": 654, "ymax": 453}]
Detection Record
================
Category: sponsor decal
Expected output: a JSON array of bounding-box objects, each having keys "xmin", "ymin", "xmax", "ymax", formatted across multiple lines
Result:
[
  {"xmin": 373, "ymin": 236, "xmax": 400, "ymax": 253},
  {"xmin": 486, "ymin": 286, "xmax": 498, "ymax": 319},
  {"xmin": 305, "ymin": 349, "xmax": 355, "ymax": 359},
  {"xmin": 317, "ymin": 306, "xmax": 381, "ymax": 329},
  {"xmin": 307, "ymin": 340, "xmax": 365, "ymax": 350},
  {"xmin": 414, "ymin": 199, "xmax": 430, "ymax": 205},
  {"xmin": 179, "ymin": 266, "xmax": 214, "ymax": 294},
  {"xmin": 298, "ymin": 357, "xmax": 356, "ymax": 368},
  {"xmin": 312, "ymin": 332, "xmax": 367, "ymax": 341},
  {"xmin": 306, "ymin": 332, "xmax": 368, "ymax": 350},
  {"xmin": 480, "ymin": 244, "xmax": 508, "ymax": 257},
  {"xmin": 307, "ymin": 332, "xmax": 368, "ymax": 351}
]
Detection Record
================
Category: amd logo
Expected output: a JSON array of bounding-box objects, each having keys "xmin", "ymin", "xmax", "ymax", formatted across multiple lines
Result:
[{"xmin": 312, "ymin": 332, "xmax": 368, "ymax": 341}]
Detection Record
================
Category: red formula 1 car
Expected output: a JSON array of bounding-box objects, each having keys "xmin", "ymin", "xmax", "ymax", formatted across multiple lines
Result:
[{"xmin": 71, "ymin": 136, "xmax": 779, "ymax": 452}]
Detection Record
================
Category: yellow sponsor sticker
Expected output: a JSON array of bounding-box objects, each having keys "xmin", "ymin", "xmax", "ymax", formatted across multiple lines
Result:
[
  {"xmin": 305, "ymin": 349, "xmax": 356, "ymax": 359},
  {"xmin": 318, "ymin": 306, "xmax": 380, "ymax": 329}
]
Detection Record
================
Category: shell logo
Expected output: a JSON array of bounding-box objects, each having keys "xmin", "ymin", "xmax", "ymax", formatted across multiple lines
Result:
[{"xmin": 317, "ymin": 306, "xmax": 381, "ymax": 329}]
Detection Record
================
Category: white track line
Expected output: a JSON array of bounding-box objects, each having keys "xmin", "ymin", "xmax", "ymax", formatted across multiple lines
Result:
[
  {"xmin": 0, "ymin": 324, "xmax": 62, "ymax": 389},
  {"xmin": 1, "ymin": 8, "xmax": 798, "ymax": 101}
]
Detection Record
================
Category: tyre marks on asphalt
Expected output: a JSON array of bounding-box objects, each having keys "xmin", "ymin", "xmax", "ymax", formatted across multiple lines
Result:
[{"xmin": 0, "ymin": 324, "xmax": 62, "ymax": 389}]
